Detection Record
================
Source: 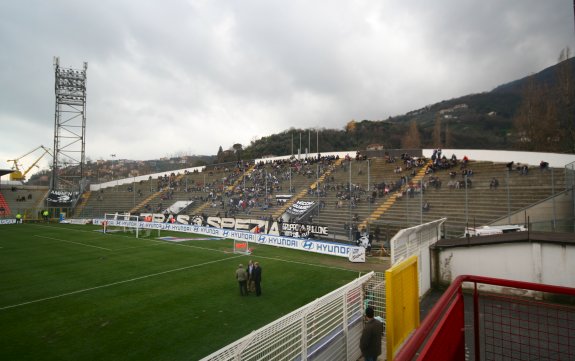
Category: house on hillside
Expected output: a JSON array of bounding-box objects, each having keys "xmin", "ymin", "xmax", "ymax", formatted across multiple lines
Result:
[{"xmin": 367, "ymin": 144, "xmax": 384, "ymax": 151}]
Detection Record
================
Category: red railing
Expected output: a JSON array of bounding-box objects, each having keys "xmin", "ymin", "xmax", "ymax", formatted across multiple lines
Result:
[{"xmin": 394, "ymin": 275, "xmax": 575, "ymax": 361}]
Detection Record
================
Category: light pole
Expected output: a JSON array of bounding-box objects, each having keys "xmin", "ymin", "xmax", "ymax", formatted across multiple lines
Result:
[
  {"xmin": 506, "ymin": 169, "xmax": 511, "ymax": 224},
  {"xmin": 316, "ymin": 129, "xmax": 320, "ymax": 217},
  {"xmin": 367, "ymin": 159, "xmax": 371, "ymax": 234},
  {"xmin": 349, "ymin": 159, "xmax": 352, "ymax": 242},
  {"xmin": 551, "ymin": 168, "xmax": 556, "ymax": 231},
  {"xmin": 299, "ymin": 132, "xmax": 302, "ymax": 160},
  {"xmin": 465, "ymin": 174, "xmax": 469, "ymax": 226},
  {"xmin": 419, "ymin": 180, "xmax": 423, "ymax": 224}
]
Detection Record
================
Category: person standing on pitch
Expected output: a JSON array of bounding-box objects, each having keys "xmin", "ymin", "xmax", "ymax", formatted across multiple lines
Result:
[
  {"xmin": 235, "ymin": 264, "xmax": 248, "ymax": 296},
  {"xmin": 253, "ymin": 262, "xmax": 262, "ymax": 296},
  {"xmin": 360, "ymin": 306, "xmax": 383, "ymax": 361},
  {"xmin": 247, "ymin": 260, "xmax": 256, "ymax": 294}
]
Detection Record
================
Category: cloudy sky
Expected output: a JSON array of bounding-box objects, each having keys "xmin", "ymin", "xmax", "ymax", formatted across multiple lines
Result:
[{"xmin": 0, "ymin": 0, "xmax": 573, "ymax": 173}]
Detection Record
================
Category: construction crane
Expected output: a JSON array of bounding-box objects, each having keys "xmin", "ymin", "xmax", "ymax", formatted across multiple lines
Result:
[{"xmin": 7, "ymin": 145, "xmax": 52, "ymax": 181}]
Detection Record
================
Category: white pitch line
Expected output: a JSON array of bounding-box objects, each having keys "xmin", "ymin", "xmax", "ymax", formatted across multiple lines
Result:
[
  {"xmin": 0, "ymin": 254, "xmax": 243, "ymax": 311},
  {"xmin": 27, "ymin": 223, "xmax": 358, "ymax": 272},
  {"xmin": 34, "ymin": 235, "xmax": 113, "ymax": 251},
  {"xmin": 253, "ymin": 254, "xmax": 358, "ymax": 273},
  {"xmin": 112, "ymin": 242, "xmax": 166, "ymax": 251}
]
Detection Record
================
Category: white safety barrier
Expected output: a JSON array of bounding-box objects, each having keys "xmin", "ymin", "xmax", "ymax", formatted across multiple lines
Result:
[
  {"xmin": 92, "ymin": 218, "xmax": 365, "ymax": 261},
  {"xmin": 200, "ymin": 271, "xmax": 384, "ymax": 361}
]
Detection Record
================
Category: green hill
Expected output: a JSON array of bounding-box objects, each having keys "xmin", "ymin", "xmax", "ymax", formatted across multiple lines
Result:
[{"xmin": 239, "ymin": 57, "xmax": 574, "ymax": 159}]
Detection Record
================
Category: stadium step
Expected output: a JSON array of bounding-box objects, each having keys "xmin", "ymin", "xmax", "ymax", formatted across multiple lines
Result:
[
  {"xmin": 73, "ymin": 191, "xmax": 92, "ymax": 217},
  {"xmin": 227, "ymin": 163, "xmax": 255, "ymax": 191},
  {"xmin": 358, "ymin": 159, "xmax": 432, "ymax": 230},
  {"xmin": 272, "ymin": 157, "xmax": 343, "ymax": 219},
  {"xmin": 130, "ymin": 188, "xmax": 169, "ymax": 214},
  {"xmin": 0, "ymin": 191, "xmax": 11, "ymax": 216}
]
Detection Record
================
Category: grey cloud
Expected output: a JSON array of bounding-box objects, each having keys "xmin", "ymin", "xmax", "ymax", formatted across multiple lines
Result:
[{"xmin": 0, "ymin": 0, "xmax": 573, "ymax": 169}]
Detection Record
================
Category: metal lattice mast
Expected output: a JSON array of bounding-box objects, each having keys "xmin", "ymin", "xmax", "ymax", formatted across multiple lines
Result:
[{"xmin": 51, "ymin": 57, "xmax": 88, "ymax": 191}]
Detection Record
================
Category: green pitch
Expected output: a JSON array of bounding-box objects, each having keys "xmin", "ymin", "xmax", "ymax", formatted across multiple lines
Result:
[{"xmin": 0, "ymin": 223, "xmax": 360, "ymax": 360}]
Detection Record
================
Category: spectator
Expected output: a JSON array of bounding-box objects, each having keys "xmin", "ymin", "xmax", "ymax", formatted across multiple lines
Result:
[
  {"xmin": 360, "ymin": 307, "xmax": 383, "ymax": 361},
  {"xmin": 235, "ymin": 264, "xmax": 248, "ymax": 296},
  {"xmin": 253, "ymin": 262, "xmax": 262, "ymax": 296},
  {"xmin": 422, "ymin": 201, "xmax": 430, "ymax": 212},
  {"xmin": 489, "ymin": 178, "xmax": 499, "ymax": 190}
]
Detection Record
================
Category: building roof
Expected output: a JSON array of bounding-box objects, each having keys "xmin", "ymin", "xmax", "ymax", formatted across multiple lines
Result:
[
  {"xmin": 434, "ymin": 231, "xmax": 575, "ymax": 249},
  {"xmin": 0, "ymin": 169, "xmax": 14, "ymax": 178}
]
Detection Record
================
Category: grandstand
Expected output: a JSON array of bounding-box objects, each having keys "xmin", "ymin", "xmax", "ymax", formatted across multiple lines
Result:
[
  {"xmin": 49, "ymin": 149, "xmax": 571, "ymax": 243},
  {"xmin": 1, "ymin": 149, "xmax": 572, "ymax": 241}
]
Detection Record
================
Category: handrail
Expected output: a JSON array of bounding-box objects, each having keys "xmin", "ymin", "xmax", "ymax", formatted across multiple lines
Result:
[{"xmin": 394, "ymin": 275, "xmax": 575, "ymax": 361}]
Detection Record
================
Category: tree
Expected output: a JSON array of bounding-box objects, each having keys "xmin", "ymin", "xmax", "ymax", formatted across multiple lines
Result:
[
  {"xmin": 432, "ymin": 114, "xmax": 442, "ymax": 147},
  {"xmin": 401, "ymin": 120, "xmax": 421, "ymax": 149},
  {"xmin": 513, "ymin": 76, "xmax": 558, "ymax": 151},
  {"xmin": 216, "ymin": 146, "xmax": 224, "ymax": 163},
  {"xmin": 444, "ymin": 121, "xmax": 452, "ymax": 148},
  {"xmin": 345, "ymin": 120, "xmax": 357, "ymax": 133},
  {"xmin": 232, "ymin": 143, "xmax": 243, "ymax": 161},
  {"xmin": 555, "ymin": 47, "xmax": 574, "ymax": 153}
]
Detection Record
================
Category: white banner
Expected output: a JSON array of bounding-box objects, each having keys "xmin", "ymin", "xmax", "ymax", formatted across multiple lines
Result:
[
  {"xmin": 0, "ymin": 219, "xmax": 17, "ymax": 225},
  {"xmin": 93, "ymin": 218, "xmax": 363, "ymax": 261},
  {"xmin": 68, "ymin": 219, "xmax": 92, "ymax": 225},
  {"xmin": 286, "ymin": 200, "xmax": 315, "ymax": 215},
  {"xmin": 282, "ymin": 222, "xmax": 329, "ymax": 237},
  {"xmin": 348, "ymin": 247, "xmax": 366, "ymax": 263}
]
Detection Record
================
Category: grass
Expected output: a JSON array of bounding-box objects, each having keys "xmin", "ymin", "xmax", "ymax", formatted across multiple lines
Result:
[{"xmin": 0, "ymin": 223, "xmax": 362, "ymax": 360}]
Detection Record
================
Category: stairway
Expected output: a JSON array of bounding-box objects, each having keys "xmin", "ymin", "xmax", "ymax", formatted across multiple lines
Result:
[
  {"xmin": 272, "ymin": 158, "xmax": 344, "ymax": 219},
  {"xmin": 358, "ymin": 159, "xmax": 432, "ymax": 230},
  {"xmin": 73, "ymin": 191, "xmax": 92, "ymax": 217},
  {"xmin": 0, "ymin": 191, "xmax": 11, "ymax": 216}
]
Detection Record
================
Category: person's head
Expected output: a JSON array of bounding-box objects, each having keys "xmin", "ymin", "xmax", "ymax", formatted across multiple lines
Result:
[
  {"xmin": 255, "ymin": 262, "xmax": 259, "ymax": 267},
  {"xmin": 238, "ymin": 264, "xmax": 243, "ymax": 268},
  {"xmin": 365, "ymin": 307, "xmax": 375, "ymax": 319}
]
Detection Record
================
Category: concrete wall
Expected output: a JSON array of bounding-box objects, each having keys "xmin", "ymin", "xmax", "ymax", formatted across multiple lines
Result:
[
  {"xmin": 90, "ymin": 165, "xmax": 205, "ymax": 191},
  {"xmin": 435, "ymin": 242, "xmax": 575, "ymax": 293},
  {"xmin": 491, "ymin": 189, "xmax": 574, "ymax": 226},
  {"xmin": 89, "ymin": 149, "xmax": 575, "ymax": 192},
  {"xmin": 422, "ymin": 149, "xmax": 575, "ymax": 168}
]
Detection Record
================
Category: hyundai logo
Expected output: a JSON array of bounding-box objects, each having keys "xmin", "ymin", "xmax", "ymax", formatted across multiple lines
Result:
[
  {"xmin": 258, "ymin": 235, "xmax": 266, "ymax": 243},
  {"xmin": 223, "ymin": 230, "xmax": 229, "ymax": 237},
  {"xmin": 303, "ymin": 240, "xmax": 313, "ymax": 250}
]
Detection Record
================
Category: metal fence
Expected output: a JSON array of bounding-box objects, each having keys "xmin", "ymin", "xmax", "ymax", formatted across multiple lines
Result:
[
  {"xmin": 199, "ymin": 271, "xmax": 385, "ymax": 361},
  {"xmin": 394, "ymin": 275, "xmax": 575, "ymax": 361},
  {"xmin": 389, "ymin": 218, "xmax": 445, "ymax": 297}
]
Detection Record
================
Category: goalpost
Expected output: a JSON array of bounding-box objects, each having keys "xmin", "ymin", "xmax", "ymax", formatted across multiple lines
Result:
[
  {"xmin": 233, "ymin": 239, "xmax": 251, "ymax": 255},
  {"xmin": 103, "ymin": 213, "xmax": 150, "ymax": 238}
]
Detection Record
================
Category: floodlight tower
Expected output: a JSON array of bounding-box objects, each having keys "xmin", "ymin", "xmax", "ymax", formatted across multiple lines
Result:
[{"xmin": 50, "ymin": 57, "xmax": 88, "ymax": 192}]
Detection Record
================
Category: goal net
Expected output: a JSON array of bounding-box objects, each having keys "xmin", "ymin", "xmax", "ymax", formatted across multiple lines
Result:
[
  {"xmin": 102, "ymin": 213, "xmax": 151, "ymax": 238},
  {"xmin": 233, "ymin": 239, "xmax": 252, "ymax": 255}
]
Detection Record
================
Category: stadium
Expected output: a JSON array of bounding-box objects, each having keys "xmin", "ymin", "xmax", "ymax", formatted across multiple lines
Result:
[
  {"xmin": 1, "ymin": 3, "xmax": 575, "ymax": 358},
  {"xmin": 1, "ymin": 146, "xmax": 575, "ymax": 360}
]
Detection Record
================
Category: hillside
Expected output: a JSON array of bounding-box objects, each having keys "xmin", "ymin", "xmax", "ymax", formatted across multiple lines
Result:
[{"xmin": 239, "ymin": 57, "xmax": 574, "ymax": 159}]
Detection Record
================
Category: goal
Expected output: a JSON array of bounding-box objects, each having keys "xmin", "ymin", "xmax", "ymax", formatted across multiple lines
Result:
[
  {"xmin": 102, "ymin": 213, "xmax": 151, "ymax": 238},
  {"xmin": 233, "ymin": 239, "xmax": 252, "ymax": 255}
]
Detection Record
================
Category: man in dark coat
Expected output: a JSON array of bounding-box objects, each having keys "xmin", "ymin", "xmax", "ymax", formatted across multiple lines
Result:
[
  {"xmin": 253, "ymin": 262, "xmax": 262, "ymax": 296},
  {"xmin": 360, "ymin": 307, "xmax": 383, "ymax": 361}
]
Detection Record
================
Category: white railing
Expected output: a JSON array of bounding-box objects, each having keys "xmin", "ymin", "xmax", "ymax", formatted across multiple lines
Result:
[
  {"xmin": 200, "ymin": 271, "xmax": 383, "ymax": 361},
  {"xmin": 390, "ymin": 218, "xmax": 445, "ymax": 297}
]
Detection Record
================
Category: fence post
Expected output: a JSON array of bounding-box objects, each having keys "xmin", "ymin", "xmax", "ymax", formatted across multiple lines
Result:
[{"xmin": 473, "ymin": 282, "xmax": 480, "ymax": 361}]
